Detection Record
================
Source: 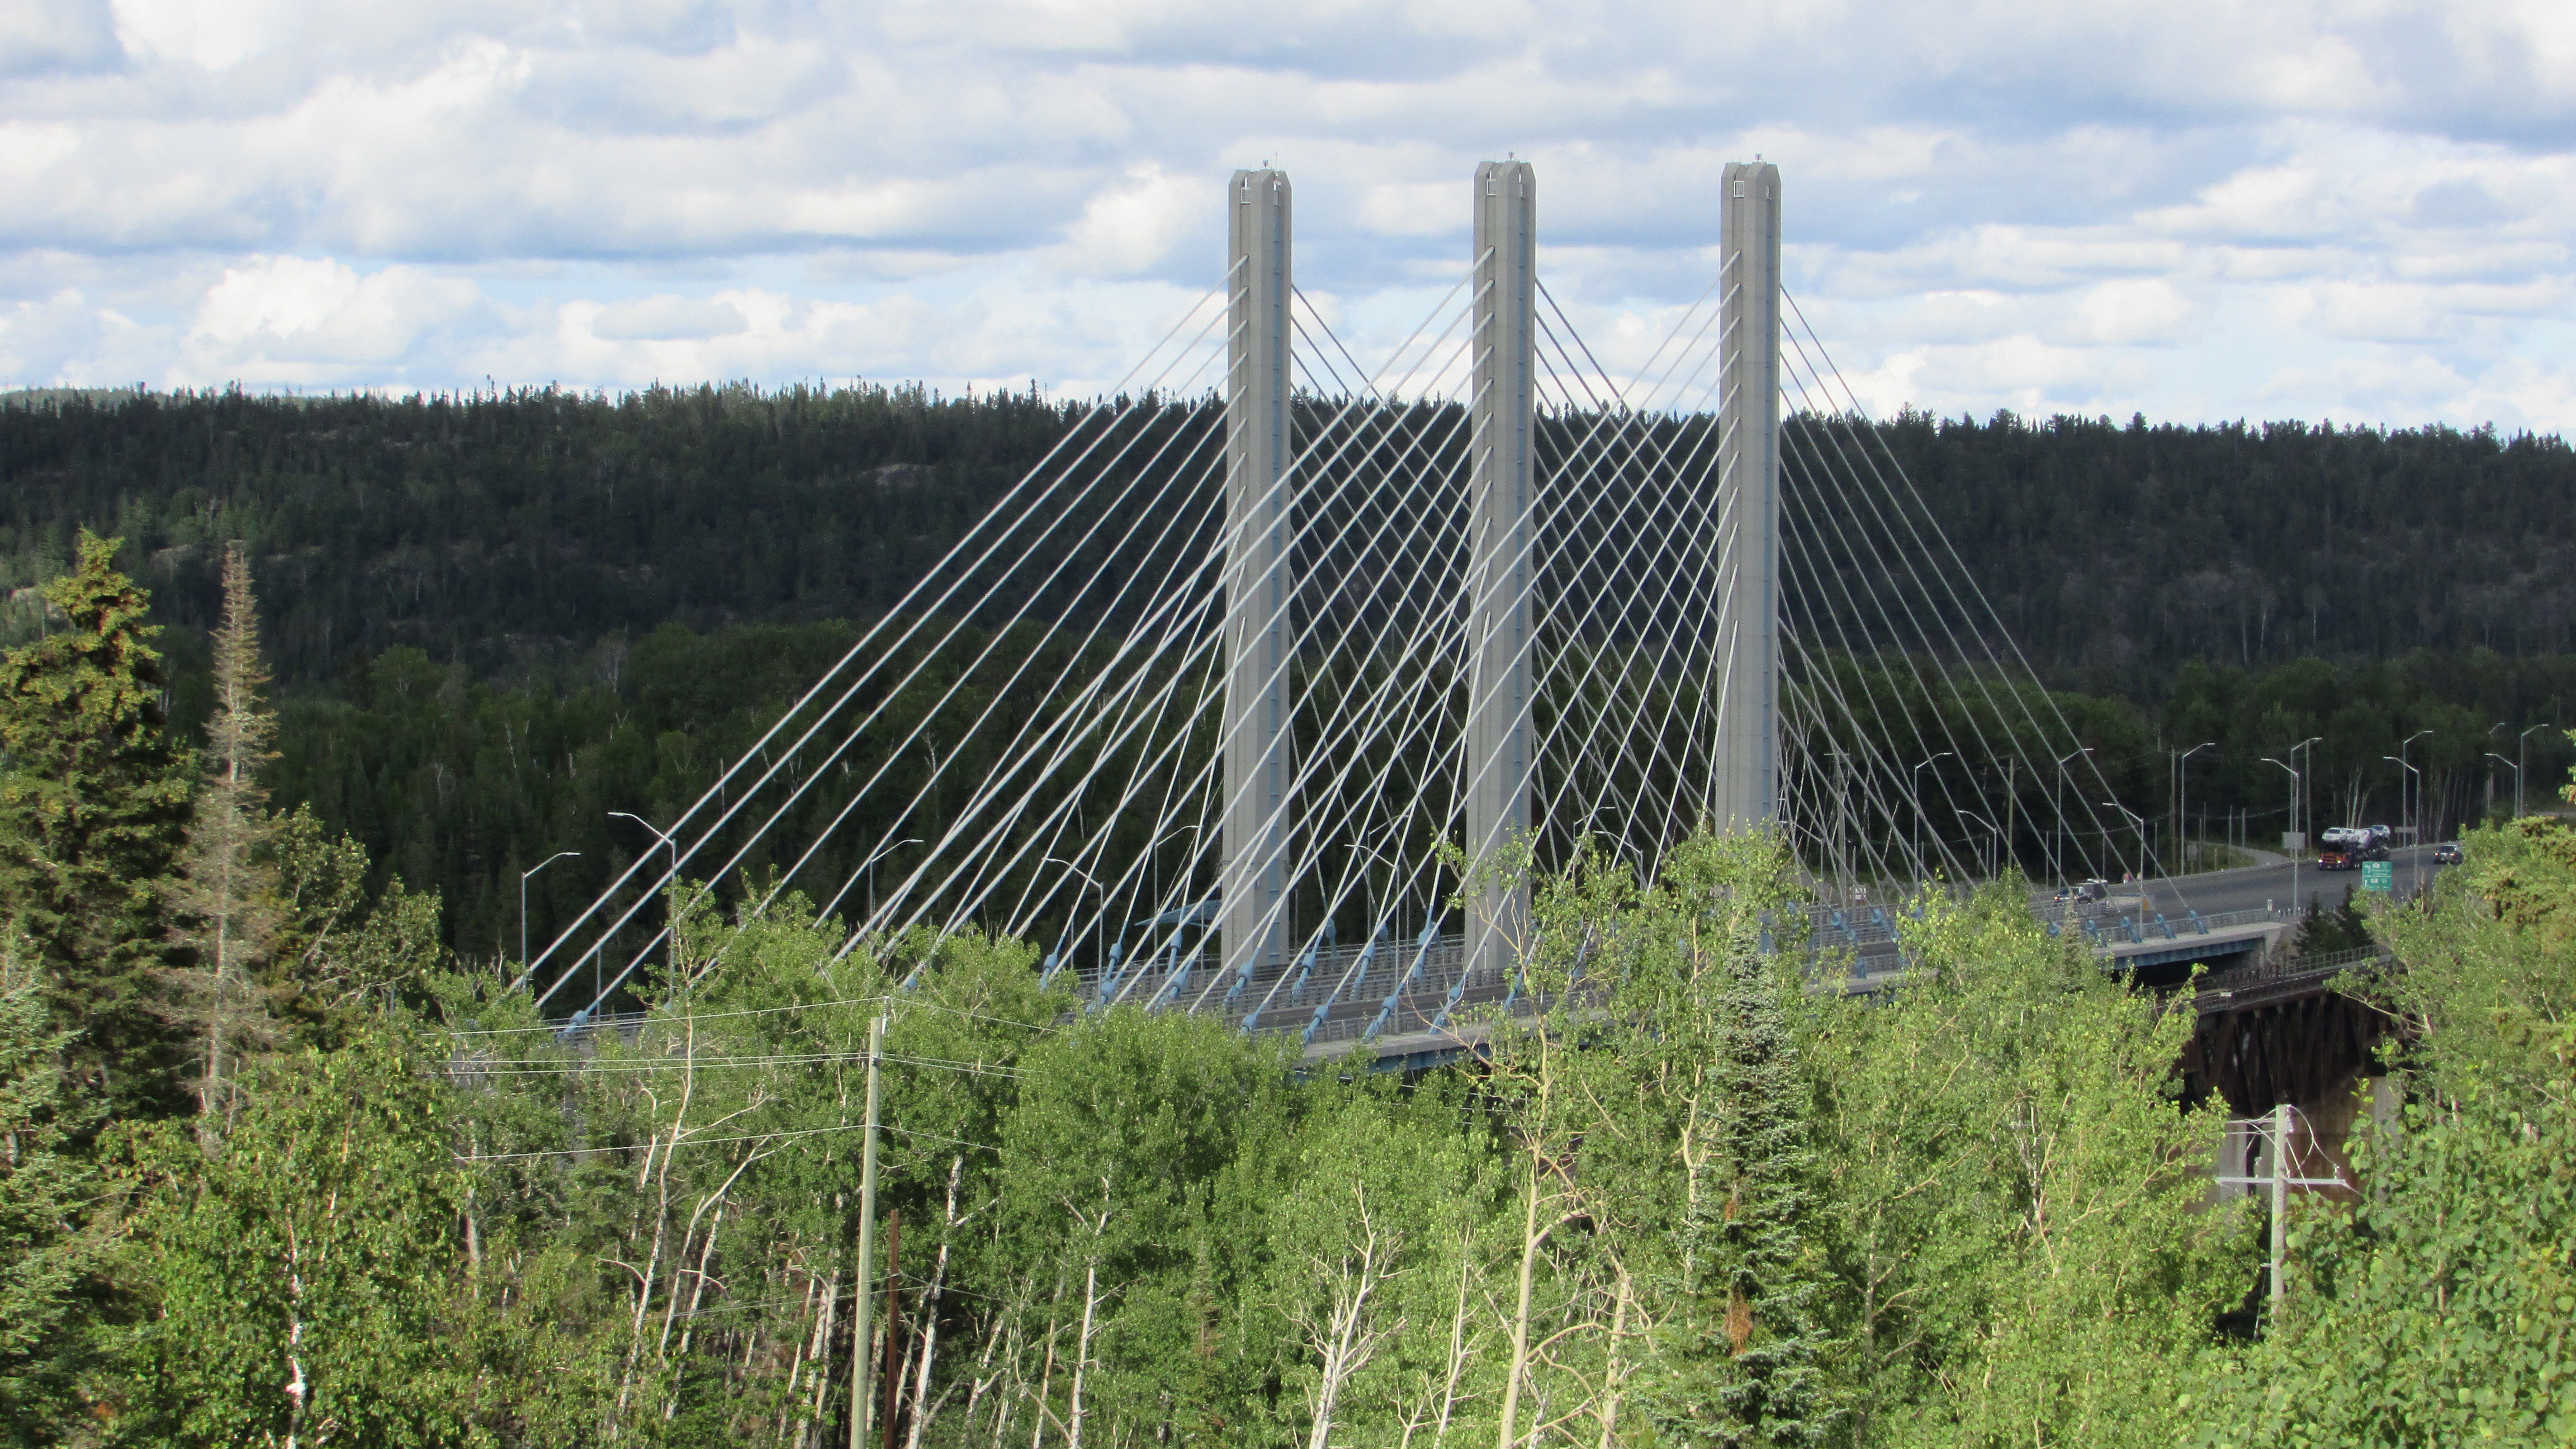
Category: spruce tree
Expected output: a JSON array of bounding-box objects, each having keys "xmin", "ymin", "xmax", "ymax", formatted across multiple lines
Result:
[
  {"xmin": 0, "ymin": 928, "xmax": 105, "ymax": 1434},
  {"xmin": 1643, "ymin": 922, "xmax": 1838, "ymax": 1447},
  {"xmin": 0, "ymin": 531, "xmax": 196, "ymax": 1116},
  {"xmin": 162, "ymin": 544, "xmax": 282, "ymax": 1144}
]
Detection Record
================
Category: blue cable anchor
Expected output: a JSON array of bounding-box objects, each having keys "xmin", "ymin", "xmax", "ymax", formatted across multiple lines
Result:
[
  {"xmin": 1246, "ymin": 941, "xmax": 1324, "ymax": 1034},
  {"xmin": 1363, "ymin": 922, "xmax": 1441, "ymax": 1043},
  {"xmin": 1093, "ymin": 941, "xmax": 1126, "ymax": 1010},
  {"xmin": 1298, "ymin": 937, "xmax": 1363, "ymax": 1048}
]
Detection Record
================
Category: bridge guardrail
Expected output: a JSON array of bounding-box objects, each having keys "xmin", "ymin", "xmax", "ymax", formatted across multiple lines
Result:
[{"xmin": 2192, "ymin": 943, "xmax": 2394, "ymax": 1014}]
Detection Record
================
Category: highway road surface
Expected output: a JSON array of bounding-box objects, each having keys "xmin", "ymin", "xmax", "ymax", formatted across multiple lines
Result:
[{"xmin": 2030, "ymin": 842, "xmax": 2457, "ymax": 922}]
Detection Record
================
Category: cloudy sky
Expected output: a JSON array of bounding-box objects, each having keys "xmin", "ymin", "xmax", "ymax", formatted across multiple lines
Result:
[{"xmin": 4, "ymin": 0, "xmax": 2573, "ymax": 428}]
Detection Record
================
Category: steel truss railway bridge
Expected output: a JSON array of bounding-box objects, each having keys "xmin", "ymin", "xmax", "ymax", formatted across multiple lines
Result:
[{"xmin": 515, "ymin": 159, "xmax": 2346, "ymax": 1073}]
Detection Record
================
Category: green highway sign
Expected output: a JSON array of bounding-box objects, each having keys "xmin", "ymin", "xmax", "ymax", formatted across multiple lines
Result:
[{"xmin": 2361, "ymin": 860, "xmax": 2393, "ymax": 893}]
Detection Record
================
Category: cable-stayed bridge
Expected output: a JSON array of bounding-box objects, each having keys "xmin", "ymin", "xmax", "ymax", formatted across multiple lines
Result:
[{"xmin": 517, "ymin": 159, "xmax": 2167, "ymax": 1059}]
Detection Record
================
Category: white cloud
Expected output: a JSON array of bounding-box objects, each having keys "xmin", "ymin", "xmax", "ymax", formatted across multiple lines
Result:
[
  {"xmin": 586, "ymin": 293, "xmax": 747, "ymax": 340},
  {"xmin": 1054, "ymin": 163, "xmax": 1202, "ymax": 277},
  {"xmin": 0, "ymin": 0, "xmax": 121, "ymax": 77},
  {"xmin": 182, "ymin": 255, "xmax": 486, "ymax": 382},
  {"xmin": 0, "ymin": 0, "xmax": 2566, "ymax": 428},
  {"xmin": 2075, "ymin": 278, "xmax": 2199, "ymax": 345}
]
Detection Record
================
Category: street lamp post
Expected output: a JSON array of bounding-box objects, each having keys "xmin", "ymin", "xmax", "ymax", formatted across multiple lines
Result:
[
  {"xmin": 1959, "ymin": 810, "xmax": 2002, "ymax": 882},
  {"xmin": 2520, "ymin": 722, "xmax": 2555, "ymax": 820},
  {"xmin": 2384, "ymin": 755, "xmax": 2423, "ymax": 894},
  {"xmin": 2100, "ymin": 800, "xmax": 2148, "ymax": 883},
  {"xmin": 2174, "ymin": 741, "xmax": 2216, "ymax": 874},
  {"xmin": 1347, "ymin": 842, "xmax": 1407, "ymax": 948},
  {"xmin": 2264, "ymin": 757, "xmax": 2302, "ymax": 916},
  {"xmin": 859, "ymin": 837, "xmax": 924, "ymax": 921},
  {"xmin": 1042, "ymin": 857, "xmax": 1110, "ymax": 982},
  {"xmin": 609, "ymin": 812, "xmax": 681, "ymax": 978},
  {"xmin": 2485, "ymin": 752, "xmax": 2521, "ymax": 825},
  {"xmin": 2397, "ymin": 729, "xmax": 2433, "ymax": 847},
  {"xmin": 1911, "ymin": 752, "xmax": 1954, "ymax": 878},
  {"xmin": 2054, "ymin": 746, "xmax": 2093, "ymax": 884},
  {"xmin": 2287, "ymin": 737, "xmax": 2323, "ymax": 857},
  {"xmin": 1144, "ymin": 826, "xmax": 1202, "ymax": 927},
  {"xmin": 519, "ymin": 850, "xmax": 580, "ymax": 974}
]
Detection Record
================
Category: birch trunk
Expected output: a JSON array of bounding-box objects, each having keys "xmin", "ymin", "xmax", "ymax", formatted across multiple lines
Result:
[
  {"xmin": 1495, "ymin": 1147, "xmax": 1544, "ymax": 1449},
  {"xmin": 1067, "ymin": 1257, "xmax": 1100, "ymax": 1449},
  {"xmin": 905, "ymin": 1156, "xmax": 965, "ymax": 1449}
]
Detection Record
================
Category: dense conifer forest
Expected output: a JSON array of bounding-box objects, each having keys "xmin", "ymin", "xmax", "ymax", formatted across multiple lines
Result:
[
  {"xmin": 6, "ymin": 386, "xmax": 2570, "ymax": 959},
  {"xmin": 6, "ymin": 386, "xmax": 2575, "ymax": 688}
]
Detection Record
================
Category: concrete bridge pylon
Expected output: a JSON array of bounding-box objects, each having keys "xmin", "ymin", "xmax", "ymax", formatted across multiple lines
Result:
[
  {"xmin": 1717, "ymin": 160, "xmax": 1782, "ymax": 831},
  {"xmin": 1465, "ymin": 159, "xmax": 1539, "ymax": 985},
  {"xmin": 1220, "ymin": 168, "xmax": 1296, "ymax": 981}
]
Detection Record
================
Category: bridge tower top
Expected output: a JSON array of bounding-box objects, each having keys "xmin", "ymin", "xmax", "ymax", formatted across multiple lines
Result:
[
  {"xmin": 1220, "ymin": 167, "xmax": 1297, "ymax": 980},
  {"xmin": 1716, "ymin": 159, "xmax": 1782, "ymax": 830}
]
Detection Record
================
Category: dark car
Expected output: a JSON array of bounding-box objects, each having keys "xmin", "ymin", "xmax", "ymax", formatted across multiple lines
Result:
[{"xmin": 2433, "ymin": 842, "xmax": 2463, "ymax": 864}]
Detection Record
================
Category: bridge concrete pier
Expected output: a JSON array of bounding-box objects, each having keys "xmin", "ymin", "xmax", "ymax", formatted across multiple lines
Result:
[
  {"xmin": 1221, "ymin": 168, "xmax": 1296, "ymax": 981},
  {"xmin": 1465, "ymin": 159, "xmax": 1538, "ymax": 985},
  {"xmin": 1715, "ymin": 161, "xmax": 1781, "ymax": 831}
]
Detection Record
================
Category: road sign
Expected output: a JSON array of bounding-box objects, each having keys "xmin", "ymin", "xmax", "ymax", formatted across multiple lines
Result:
[{"xmin": 2361, "ymin": 860, "xmax": 2393, "ymax": 893}]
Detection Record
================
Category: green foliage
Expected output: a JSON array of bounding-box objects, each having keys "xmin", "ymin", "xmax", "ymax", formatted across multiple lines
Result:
[
  {"xmin": 0, "ymin": 500, "xmax": 2551, "ymax": 1449},
  {"xmin": 1260, "ymin": 1071, "xmax": 1502, "ymax": 1449},
  {"xmin": 0, "ymin": 930, "xmax": 106, "ymax": 1442},
  {"xmin": 2194, "ymin": 1082, "xmax": 2576, "ymax": 1448},
  {"xmin": 2187, "ymin": 820, "xmax": 2576, "ymax": 1447},
  {"xmin": 2291, "ymin": 887, "xmax": 2376, "ymax": 956},
  {"xmin": 1802, "ymin": 884, "xmax": 2249, "ymax": 1448},
  {"xmin": 1634, "ymin": 924, "xmax": 1837, "ymax": 1447},
  {"xmin": 111, "ymin": 1032, "xmax": 473, "ymax": 1446},
  {"xmin": 0, "ymin": 531, "xmax": 196, "ymax": 1117}
]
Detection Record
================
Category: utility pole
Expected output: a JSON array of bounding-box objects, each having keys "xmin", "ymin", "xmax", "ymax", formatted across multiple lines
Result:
[
  {"xmin": 2003, "ymin": 755, "xmax": 2018, "ymax": 883},
  {"xmin": 848, "ymin": 1012, "xmax": 887, "ymax": 1449},
  {"xmin": 1910, "ymin": 752, "xmax": 1952, "ymax": 875},
  {"xmin": 2286, "ymin": 735, "xmax": 2321, "ymax": 864},
  {"xmin": 2215, "ymin": 1104, "xmax": 2345, "ymax": 1309},
  {"xmin": 2489, "ymin": 752, "xmax": 2523, "ymax": 825},
  {"xmin": 2270, "ymin": 1101, "xmax": 2290, "ymax": 1304}
]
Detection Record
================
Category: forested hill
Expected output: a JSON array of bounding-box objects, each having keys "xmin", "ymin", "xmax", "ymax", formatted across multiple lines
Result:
[
  {"xmin": 0, "ymin": 383, "xmax": 1071, "ymax": 688},
  {"xmin": 1874, "ymin": 412, "xmax": 2576, "ymax": 683},
  {"xmin": 4, "ymin": 386, "xmax": 2573, "ymax": 695}
]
